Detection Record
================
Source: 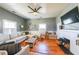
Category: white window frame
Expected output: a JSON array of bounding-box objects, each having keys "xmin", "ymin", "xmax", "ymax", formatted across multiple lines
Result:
[
  {"xmin": 39, "ymin": 24, "xmax": 46, "ymax": 30},
  {"xmin": 3, "ymin": 19, "xmax": 17, "ymax": 34}
]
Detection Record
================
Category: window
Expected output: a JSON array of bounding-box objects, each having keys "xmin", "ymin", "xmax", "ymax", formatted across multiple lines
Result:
[
  {"xmin": 3, "ymin": 20, "xmax": 17, "ymax": 34},
  {"xmin": 39, "ymin": 24, "xmax": 46, "ymax": 34},
  {"xmin": 39, "ymin": 24, "xmax": 46, "ymax": 30}
]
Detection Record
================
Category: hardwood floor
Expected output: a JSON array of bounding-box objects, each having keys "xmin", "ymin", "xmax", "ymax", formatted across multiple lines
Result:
[
  {"xmin": 29, "ymin": 38, "xmax": 65, "ymax": 55},
  {"xmin": 20, "ymin": 35, "xmax": 65, "ymax": 55}
]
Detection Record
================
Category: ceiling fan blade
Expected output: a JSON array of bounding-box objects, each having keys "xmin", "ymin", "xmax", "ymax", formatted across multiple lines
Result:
[
  {"xmin": 36, "ymin": 6, "xmax": 42, "ymax": 11},
  {"xmin": 28, "ymin": 6, "xmax": 35, "ymax": 12}
]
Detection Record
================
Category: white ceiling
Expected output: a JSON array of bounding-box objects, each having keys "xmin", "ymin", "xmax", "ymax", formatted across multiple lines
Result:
[{"xmin": 0, "ymin": 3, "xmax": 70, "ymax": 19}]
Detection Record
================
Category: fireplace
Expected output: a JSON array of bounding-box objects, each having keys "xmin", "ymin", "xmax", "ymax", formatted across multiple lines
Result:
[
  {"xmin": 63, "ymin": 38, "xmax": 70, "ymax": 49},
  {"xmin": 58, "ymin": 38, "xmax": 73, "ymax": 55},
  {"xmin": 59, "ymin": 38, "xmax": 70, "ymax": 49}
]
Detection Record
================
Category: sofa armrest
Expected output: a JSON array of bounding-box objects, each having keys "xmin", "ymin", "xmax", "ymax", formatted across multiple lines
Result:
[{"xmin": 15, "ymin": 45, "xmax": 29, "ymax": 55}]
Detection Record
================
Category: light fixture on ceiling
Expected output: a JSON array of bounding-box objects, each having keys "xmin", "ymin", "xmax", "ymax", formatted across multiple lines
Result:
[{"xmin": 32, "ymin": 12, "xmax": 38, "ymax": 16}]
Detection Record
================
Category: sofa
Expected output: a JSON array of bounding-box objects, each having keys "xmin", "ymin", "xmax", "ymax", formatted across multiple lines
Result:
[
  {"xmin": 0, "ymin": 42, "xmax": 29, "ymax": 55},
  {"xmin": 0, "ymin": 42, "xmax": 21, "ymax": 55},
  {"xmin": 0, "ymin": 33, "xmax": 29, "ymax": 55}
]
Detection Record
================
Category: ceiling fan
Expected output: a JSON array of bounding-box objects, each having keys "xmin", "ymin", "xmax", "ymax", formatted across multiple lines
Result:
[{"xmin": 27, "ymin": 5, "xmax": 42, "ymax": 15}]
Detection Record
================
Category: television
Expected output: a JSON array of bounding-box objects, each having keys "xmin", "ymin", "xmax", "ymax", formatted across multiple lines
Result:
[{"xmin": 61, "ymin": 6, "xmax": 79, "ymax": 25}]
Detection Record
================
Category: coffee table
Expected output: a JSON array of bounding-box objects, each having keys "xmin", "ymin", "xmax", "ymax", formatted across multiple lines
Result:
[{"xmin": 26, "ymin": 38, "xmax": 37, "ymax": 48}]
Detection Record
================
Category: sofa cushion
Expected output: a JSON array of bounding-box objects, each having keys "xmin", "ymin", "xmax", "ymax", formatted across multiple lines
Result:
[{"xmin": 0, "ymin": 34, "xmax": 10, "ymax": 42}]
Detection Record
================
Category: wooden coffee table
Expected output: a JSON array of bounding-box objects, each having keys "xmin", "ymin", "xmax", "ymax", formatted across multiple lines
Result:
[{"xmin": 26, "ymin": 38, "xmax": 37, "ymax": 48}]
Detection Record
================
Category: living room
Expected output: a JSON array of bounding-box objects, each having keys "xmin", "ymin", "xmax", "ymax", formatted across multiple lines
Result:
[{"xmin": 0, "ymin": 3, "xmax": 79, "ymax": 55}]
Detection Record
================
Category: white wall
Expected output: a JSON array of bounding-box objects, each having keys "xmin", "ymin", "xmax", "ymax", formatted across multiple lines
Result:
[{"xmin": 56, "ymin": 3, "xmax": 79, "ymax": 55}]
